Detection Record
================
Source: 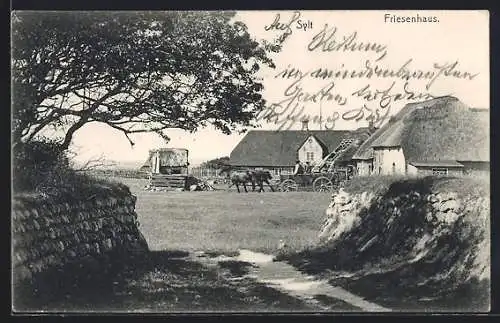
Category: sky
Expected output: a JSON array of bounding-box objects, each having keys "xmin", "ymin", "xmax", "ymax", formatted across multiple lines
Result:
[{"xmin": 69, "ymin": 10, "xmax": 489, "ymax": 167}]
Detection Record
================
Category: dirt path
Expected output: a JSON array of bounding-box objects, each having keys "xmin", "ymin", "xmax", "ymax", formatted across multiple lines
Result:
[
  {"xmin": 23, "ymin": 249, "xmax": 376, "ymax": 313},
  {"xmin": 192, "ymin": 249, "xmax": 390, "ymax": 312}
]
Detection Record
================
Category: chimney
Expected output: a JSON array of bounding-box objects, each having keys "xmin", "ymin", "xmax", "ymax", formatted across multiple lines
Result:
[{"xmin": 301, "ymin": 118, "xmax": 309, "ymax": 131}]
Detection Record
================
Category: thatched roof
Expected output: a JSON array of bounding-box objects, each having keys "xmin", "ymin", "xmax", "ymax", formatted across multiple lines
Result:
[
  {"xmin": 140, "ymin": 148, "xmax": 189, "ymax": 171},
  {"xmin": 333, "ymin": 128, "xmax": 375, "ymax": 164},
  {"xmin": 352, "ymin": 101, "xmax": 420, "ymax": 160},
  {"xmin": 335, "ymin": 142, "xmax": 366, "ymax": 164},
  {"xmin": 230, "ymin": 130, "xmax": 348, "ymax": 167},
  {"xmin": 352, "ymin": 96, "xmax": 489, "ymax": 163}
]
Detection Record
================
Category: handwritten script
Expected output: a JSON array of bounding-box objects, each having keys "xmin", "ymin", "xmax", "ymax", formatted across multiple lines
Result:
[
  {"xmin": 308, "ymin": 24, "xmax": 388, "ymax": 61},
  {"xmin": 258, "ymin": 12, "xmax": 480, "ymax": 131}
]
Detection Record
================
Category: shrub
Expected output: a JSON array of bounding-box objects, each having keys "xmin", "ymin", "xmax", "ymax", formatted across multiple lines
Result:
[
  {"xmin": 12, "ymin": 139, "xmax": 72, "ymax": 193},
  {"xmin": 12, "ymin": 139, "xmax": 132, "ymax": 200}
]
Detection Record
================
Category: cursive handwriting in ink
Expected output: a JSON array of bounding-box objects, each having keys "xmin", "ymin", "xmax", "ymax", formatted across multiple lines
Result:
[
  {"xmin": 425, "ymin": 61, "xmax": 479, "ymax": 90},
  {"xmin": 255, "ymin": 102, "xmax": 304, "ymax": 131},
  {"xmin": 279, "ymin": 79, "xmax": 348, "ymax": 112},
  {"xmin": 256, "ymin": 101, "xmax": 391, "ymax": 131},
  {"xmin": 265, "ymin": 12, "xmax": 300, "ymax": 32},
  {"xmin": 273, "ymin": 60, "xmax": 479, "ymax": 92},
  {"xmin": 308, "ymin": 24, "xmax": 388, "ymax": 61},
  {"xmin": 352, "ymin": 81, "xmax": 436, "ymax": 109},
  {"xmin": 264, "ymin": 11, "xmax": 312, "ymax": 33},
  {"xmin": 264, "ymin": 11, "xmax": 301, "ymax": 44},
  {"xmin": 342, "ymin": 104, "xmax": 392, "ymax": 128},
  {"xmin": 274, "ymin": 65, "xmax": 307, "ymax": 79},
  {"xmin": 257, "ymin": 75, "xmax": 347, "ymax": 130},
  {"xmin": 256, "ymin": 102, "xmax": 343, "ymax": 131}
]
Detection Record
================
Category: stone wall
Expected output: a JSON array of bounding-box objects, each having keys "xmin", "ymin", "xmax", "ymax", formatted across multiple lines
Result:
[
  {"xmin": 320, "ymin": 188, "xmax": 489, "ymax": 263},
  {"xmin": 12, "ymin": 183, "xmax": 149, "ymax": 305},
  {"xmin": 316, "ymin": 178, "xmax": 490, "ymax": 301}
]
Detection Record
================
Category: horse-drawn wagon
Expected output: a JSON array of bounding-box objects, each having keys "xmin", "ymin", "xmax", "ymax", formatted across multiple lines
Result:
[
  {"xmin": 222, "ymin": 130, "xmax": 370, "ymax": 193},
  {"xmin": 277, "ymin": 167, "xmax": 353, "ymax": 192},
  {"xmin": 273, "ymin": 135, "xmax": 361, "ymax": 192}
]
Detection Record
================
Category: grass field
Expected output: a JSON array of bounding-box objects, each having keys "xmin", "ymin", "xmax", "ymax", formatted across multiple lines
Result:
[
  {"xmin": 112, "ymin": 177, "xmax": 331, "ymax": 254},
  {"xmin": 25, "ymin": 175, "xmax": 487, "ymax": 312},
  {"xmin": 18, "ymin": 176, "xmax": 337, "ymax": 312}
]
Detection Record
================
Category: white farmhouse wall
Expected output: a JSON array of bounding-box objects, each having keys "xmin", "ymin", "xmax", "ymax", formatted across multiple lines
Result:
[
  {"xmin": 407, "ymin": 163, "xmax": 419, "ymax": 176},
  {"xmin": 298, "ymin": 135, "xmax": 325, "ymax": 165},
  {"xmin": 373, "ymin": 147, "xmax": 406, "ymax": 175}
]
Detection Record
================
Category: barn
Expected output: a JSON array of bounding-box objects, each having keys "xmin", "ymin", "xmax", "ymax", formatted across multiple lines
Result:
[
  {"xmin": 229, "ymin": 126, "xmax": 374, "ymax": 176},
  {"xmin": 352, "ymin": 96, "xmax": 489, "ymax": 177}
]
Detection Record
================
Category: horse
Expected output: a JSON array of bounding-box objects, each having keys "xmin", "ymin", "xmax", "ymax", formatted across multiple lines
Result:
[
  {"xmin": 220, "ymin": 167, "xmax": 275, "ymax": 193},
  {"xmin": 219, "ymin": 167, "xmax": 256, "ymax": 193},
  {"xmin": 252, "ymin": 169, "xmax": 275, "ymax": 192}
]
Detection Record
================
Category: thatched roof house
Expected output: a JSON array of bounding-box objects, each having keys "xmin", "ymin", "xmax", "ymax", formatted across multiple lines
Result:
[
  {"xmin": 229, "ymin": 128, "xmax": 374, "ymax": 174},
  {"xmin": 353, "ymin": 96, "xmax": 489, "ymax": 176}
]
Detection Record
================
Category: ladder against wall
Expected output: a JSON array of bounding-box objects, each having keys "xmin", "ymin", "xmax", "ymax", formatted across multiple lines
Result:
[{"xmin": 312, "ymin": 138, "xmax": 357, "ymax": 173}]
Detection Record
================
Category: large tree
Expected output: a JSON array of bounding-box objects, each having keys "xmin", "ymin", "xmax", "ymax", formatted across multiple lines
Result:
[{"xmin": 11, "ymin": 11, "xmax": 276, "ymax": 150}]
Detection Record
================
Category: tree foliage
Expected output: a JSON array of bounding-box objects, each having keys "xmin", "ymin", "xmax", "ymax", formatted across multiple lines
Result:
[
  {"xmin": 12, "ymin": 138, "xmax": 71, "ymax": 192},
  {"xmin": 200, "ymin": 156, "xmax": 230, "ymax": 169},
  {"xmin": 12, "ymin": 11, "xmax": 276, "ymax": 150}
]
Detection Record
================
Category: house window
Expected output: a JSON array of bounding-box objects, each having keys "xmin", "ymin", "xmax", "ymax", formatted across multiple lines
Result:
[
  {"xmin": 432, "ymin": 168, "xmax": 448, "ymax": 175},
  {"xmin": 306, "ymin": 152, "xmax": 315, "ymax": 161}
]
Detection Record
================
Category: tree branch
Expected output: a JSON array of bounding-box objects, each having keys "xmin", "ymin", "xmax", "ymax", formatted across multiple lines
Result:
[{"xmin": 58, "ymin": 84, "xmax": 124, "ymax": 150}]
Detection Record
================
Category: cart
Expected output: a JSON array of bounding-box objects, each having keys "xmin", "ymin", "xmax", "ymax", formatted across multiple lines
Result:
[{"xmin": 277, "ymin": 167, "xmax": 353, "ymax": 192}]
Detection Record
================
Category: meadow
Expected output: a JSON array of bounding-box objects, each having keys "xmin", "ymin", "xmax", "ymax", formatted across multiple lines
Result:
[
  {"xmin": 112, "ymin": 177, "xmax": 332, "ymax": 254},
  {"xmin": 22, "ymin": 176, "xmax": 337, "ymax": 312}
]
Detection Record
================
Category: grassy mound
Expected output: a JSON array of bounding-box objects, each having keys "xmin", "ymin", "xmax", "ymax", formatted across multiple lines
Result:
[{"xmin": 278, "ymin": 176, "xmax": 490, "ymax": 311}]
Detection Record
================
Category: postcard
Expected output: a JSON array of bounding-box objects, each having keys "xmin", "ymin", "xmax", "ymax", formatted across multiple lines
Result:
[{"xmin": 11, "ymin": 10, "xmax": 490, "ymax": 313}]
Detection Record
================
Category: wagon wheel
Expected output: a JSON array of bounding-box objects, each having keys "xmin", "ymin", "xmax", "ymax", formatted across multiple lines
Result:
[
  {"xmin": 279, "ymin": 179, "xmax": 299, "ymax": 192},
  {"xmin": 313, "ymin": 176, "xmax": 334, "ymax": 192}
]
